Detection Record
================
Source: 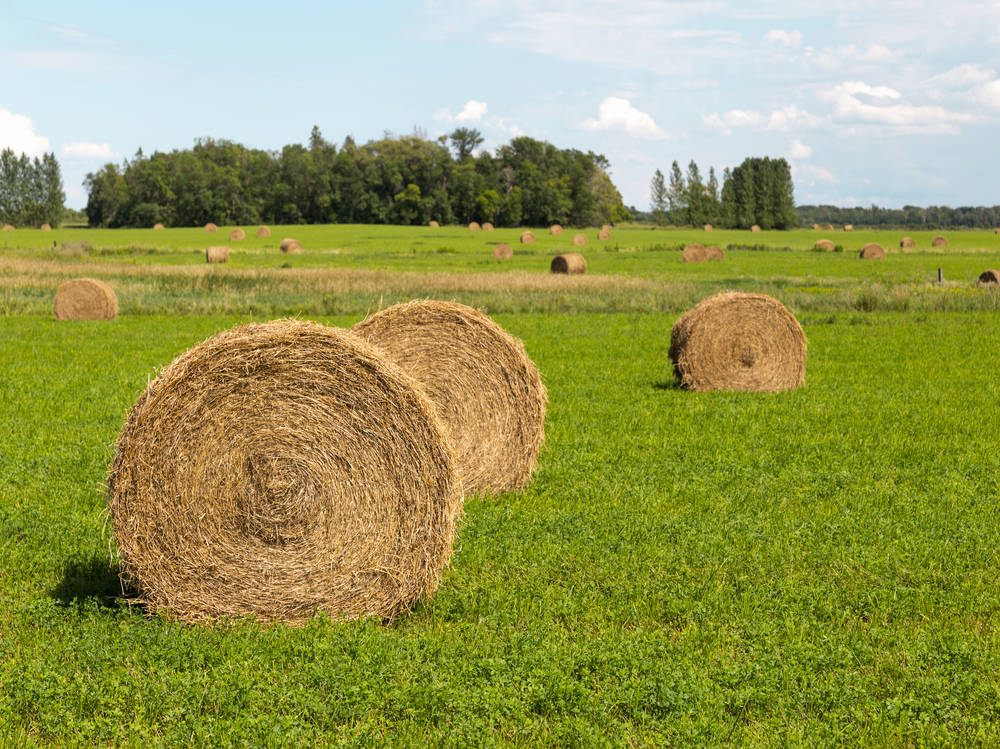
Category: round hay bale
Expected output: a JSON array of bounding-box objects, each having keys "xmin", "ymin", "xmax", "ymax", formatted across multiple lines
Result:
[
  {"xmin": 597, "ymin": 228, "xmax": 611, "ymax": 240},
  {"xmin": 812, "ymin": 224, "xmax": 821, "ymax": 230},
  {"xmin": 900, "ymin": 237, "xmax": 916, "ymax": 248},
  {"xmin": 204, "ymin": 223, "xmax": 217, "ymax": 233},
  {"xmin": 2, "ymin": 224, "xmax": 13, "ymax": 232},
  {"xmin": 703, "ymin": 224, "xmax": 713, "ymax": 232},
  {"xmin": 823, "ymin": 224, "xmax": 834, "ymax": 231},
  {"xmin": 520, "ymin": 231, "xmax": 536, "ymax": 244},
  {"xmin": 206, "ymin": 246, "xmax": 229, "ymax": 263},
  {"xmin": 468, "ymin": 222, "xmax": 481, "ymax": 231},
  {"xmin": 932, "ymin": 235, "xmax": 948, "ymax": 247},
  {"xmin": 229, "ymin": 228, "xmax": 246, "ymax": 241},
  {"xmin": 994, "ymin": 228, "xmax": 1000, "ymax": 235},
  {"xmin": 572, "ymin": 233, "xmax": 587, "ymax": 246},
  {"xmin": 549, "ymin": 224, "xmax": 563, "ymax": 235},
  {"xmin": 750, "ymin": 225, "xmax": 761, "ymax": 233},
  {"xmin": 844, "ymin": 224, "xmax": 854, "ymax": 231},
  {"xmin": 256, "ymin": 226, "xmax": 271, "ymax": 238},
  {"xmin": 53, "ymin": 278, "xmax": 118, "ymax": 321},
  {"xmin": 978, "ymin": 269, "xmax": 1000, "ymax": 285},
  {"xmin": 352, "ymin": 301, "xmax": 546, "ymax": 494},
  {"xmin": 669, "ymin": 292, "xmax": 806, "ymax": 392},
  {"xmin": 551, "ymin": 253, "xmax": 586, "ymax": 274},
  {"xmin": 153, "ymin": 223, "xmax": 165, "ymax": 230},
  {"xmin": 860, "ymin": 243, "xmax": 886, "ymax": 259},
  {"xmin": 705, "ymin": 245, "xmax": 724, "ymax": 260},
  {"xmin": 492, "ymin": 243, "xmax": 513, "ymax": 259},
  {"xmin": 814, "ymin": 239, "xmax": 835, "ymax": 251},
  {"xmin": 682, "ymin": 244, "xmax": 707, "ymax": 263},
  {"xmin": 481, "ymin": 222, "xmax": 494, "ymax": 231},
  {"xmin": 601, "ymin": 224, "xmax": 612, "ymax": 232},
  {"xmin": 108, "ymin": 320, "xmax": 461, "ymax": 623},
  {"xmin": 429, "ymin": 220, "xmax": 440, "ymax": 228},
  {"xmin": 40, "ymin": 223, "xmax": 52, "ymax": 231},
  {"xmin": 280, "ymin": 238, "xmax": 302, "ymax": 254}
]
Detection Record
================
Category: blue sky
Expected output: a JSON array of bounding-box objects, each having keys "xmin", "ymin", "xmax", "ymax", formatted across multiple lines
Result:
[{"xmin": 2, "ymin": 1, "xmax": 999, "ymax": 210}]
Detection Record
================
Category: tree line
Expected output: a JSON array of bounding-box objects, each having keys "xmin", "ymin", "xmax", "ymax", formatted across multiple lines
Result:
[
  {"xmin": 0, "ymin": 148, "xmax": 66, "ymax": 228},
  {"xmin": 796, "ymin": 204, "xmax": 1000, "ymax": 229},
  {"xmin": 83, "ymin": 127, "xmax": 632, "ymax": 228},
  {"xmin": 648, "ymin": 157, "xmax": 798, "ymax": 229}
]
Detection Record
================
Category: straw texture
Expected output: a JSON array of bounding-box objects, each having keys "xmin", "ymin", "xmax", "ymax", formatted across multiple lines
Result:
[
  {"xmin": 814, "ymin": 239, "xmax": 835, "ymax": 251},
  {"xmin": 280, "ymin": 238, "xmax": 302, "ymax": 254},
  {"xmin": 204, "ymin": 223, "xmax": 217, "ymax": 233},
  {"xmin": 229, "ymin": 229, "xmax": 246, "ymax": 241},
  {"xmin": 551, "ymin": 253, "xmax": 586, "ymax": 274},
  {"xmin": 549, "ymin": 224, "xmax": 563, "ymax": 235},
  {"xmin": 682, "ymin": 244, "xmax": 707, "ymax": 263},
  {"xmin": 206, "ymin": 246, "xmax": 229, "ymax": 263},
  {"xmin": 256, "ymin": 226, "xmax": 271, "ymax": 238},
  {"xmin": 520, "ymin": 231, "xmax": 536, "ymax": 244},
  {"xmin": 860, "ymin": 243, "xmax": 886, "ymax": 259},
  {"xmin": 54, "ymin": 278, "xmax": 118, "ymax": 320},
  {"xmin": 492, "ymin": 243, "xmax": 513, "ymax": 259}
]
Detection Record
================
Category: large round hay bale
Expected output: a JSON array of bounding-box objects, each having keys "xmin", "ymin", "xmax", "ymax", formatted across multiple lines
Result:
[
  {"xmin": 53, "ymin": 278, "xmax": 118, "ymax": 321},
  {"xmin": 280, "ymin": 238, "xmax": 302, "ymax": 254},
  {"xmin": 481, "ymin": 222, "xmax": 494, "ymax": 231},
  {"xmin": 814, "ymin": 239, "xmax": 835, "ymax": 251},
  {"xmin": 703, "ymin": 224, "xmax": 713, "ymax": 232},
  {"xmin": 900, "ymin": 237, "xmax": 916, "ymax": 248},
  {"xmin": 682, "ymin": 244, "xmax": 707, "ymax": 263},
  {"xmin": 549, "ymin": 224, "xmax": 563, "ymax": 235},
  {"xmin": 597, "ymin": 228, "xmax": 611, "ymax": 240},
  {"xmin": 204, "ymin": 223, "xmax": 217, "ymax": 233},
  {"xmin": 520, "ymin": 231, "xmax": 535, "ymax": 244},
  {"xmin": 860, "ymin": 243, "xmax": 886, "ymax": 259},
  {"xmin": 206, "ymin": 246, "xmax": 229, "ymax": 263},
  {"xmin": 153, "ymin": 223, "xmax": 165, "ymax": 230},
  {"xmin": 932, "ymin": 235, "xmax": 948, "ymax": 247},
  {"xmin": 551, "ymin": 253, "xmax": 586, "ymax": 274},
  {"xmin": 108, "ymin": 320, "xmax": 461, "ymax": 623},
  {"xmin": 705, "ymin": 245, "xmax": 724, "ymax": 260},
  {"xmin": 40, "ymin": 223, "xmax": 52, "ymax": 231},
  {"xmin": 669, "ymin": 292, "xmax": 806, "ymax": 392},
  {"xmin": 256, "ymin": 226, "xmax": 271, "ymax": 238},
  {"xmin": 844, "ymin": 224, "xmax": 853, "ymax": 231},
  {"xmin": 468, "ymin": 222, "xmax": 481, "ymax": 231},
  {"xmin": 572, "ymin": 233, "xmax": 587, "ymax": 246},
  {"xmin": 979, "ymin": 270, "xmax": 1000, "ymax": 285},
  {"xmin": 352, "ymin": 301, "xmax": 546, "ymax": 494},
  {"xmin": 229, "ymin": 228, "xmax": 246, "ymax": 241},
  {"xmin": 2, "ymin": 224, "xmax": 13, "ymax": 232},
  {"xmin": 750, "ymin": 225, "xmax": 761, "ymax": 233},
  {"xmin": 492, "ymin": 243, "xmax": 513, "ymax": 259}
]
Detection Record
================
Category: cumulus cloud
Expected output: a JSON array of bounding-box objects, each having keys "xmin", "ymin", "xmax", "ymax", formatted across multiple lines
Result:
[
  {"xmin": 789, "ymin": 139, "xmax": 812, "ymax": 159},
  {"xmin": 979, "ymin": 80, "xmax": 1000, "ymax": 109},
  {"xmin": 819, "ymin": 80, "xmax": 977, "ymax": 134},
  {"xmin": 582, "ymin": 97, "xmax": 667, "ymax": 139},
  {"xmin": 704, "ymin": 105, "xmax": 821, "ymax": 134},
  {"xmin": 0, "ymin": 109, "xmax": 51, "ymax": 157},
  {"xmin": 62, "ymin": 141, "xmax": 118, "ymax": 159},
  {"xmin": 456, "ymin": 99, "xmax": 488, "ymax": 122},
  {"xmin": 764, "ymin": 29, "xmax": 802, "ymax": 48}
]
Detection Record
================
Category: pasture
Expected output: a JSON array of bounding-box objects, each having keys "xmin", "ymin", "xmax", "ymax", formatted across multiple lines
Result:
[{"xmin": 2, "ymin": 224, "xmax": 1000, "ymax": 744}]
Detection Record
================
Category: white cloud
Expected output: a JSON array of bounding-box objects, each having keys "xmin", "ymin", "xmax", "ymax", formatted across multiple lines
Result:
[
  {"xmin": 979, "ymin": 80, "xmax": 1000, "ymax": 108},
  {"xmin": 766, "ymin": 105, "xmax": 823, "ymax": 131},
  {"xmin": 789, "ymin": 139, "xmax": 812, "ymax": 159},
  {"xmin": 799, "ymin": 164, "xmax": 837, "ymax": 183},
  {"xmin": 62, "ymin": 141, "xmax": 118, "ymax": 159},
  {"xmin": 456, "ymin": 99, "xmax": 488, "ymax": 123},
  {"xmin": 764, "ymin": 29, "xmax": 802, "ymax": 48},
  {"xmin": 0, "ymin": 109, "xmax": 51, "ymax": 157},
  {"xmin": 582, "ymin": 97, "xmax": 667, "ymax": 139},
  {"xmin": 819, "ymin": 80, "xmax": 978, "ymax": 134},
  {"xmin": 704, "ymin": 105, "xmax": 822, "ymax": 134}
]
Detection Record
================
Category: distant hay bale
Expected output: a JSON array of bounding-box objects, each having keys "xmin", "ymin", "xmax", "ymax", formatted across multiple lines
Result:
[
  {"xmin": 492, "ymin": 243, "xmax": 513, "ymax": 259},
  {"xmin": 978, "ymin": 269, "xmax": 1000, "ymax": 285},
  {"xmin": 705, "ymin": 245, "xmax": 724, "ymax": 260},
  {"xmin": 669, "ymin": 292, "xmax": 806, "ymax": 392},
  {"xmin": 860, "ymin": 243, "xmax": 886, "ymax": 259},
  {"xmin": 549, "ymin": 224, "xmax": 563, "ymax": 235},
  {"xmin": 601, "ymin": 224, "xmax": 612, "ymax": 232},
  {"xmin": 428, "ymin": 220, "xmax": 439, "ymax": 228},
  {"xmin": 108, "ymin": 319, "xmax": 461, "ymax": 623},
  {"xmin": 482, "ymin": 222, "xmax": 494, "ymax": 231},
  {"xmin": 153, "ymin": 223, "xmax": 165, "ymax": 230},
  {"xmin": 256, "ymin": 226, "xmax": 271, "ymax": 238},
  {"xmin": 229, "ymin": 228, "xmax": 246, "ymax": 241},
  {"xmin": 814, "ymin": 239, "xmax": 835, "ymax": 251},
  {"xmin": 280, "ymin": 238, "xmax": 302, "ymax": 254},
  {"xmin": 40, "ymin": 223, "xmax": 52, "ymax": 231},
  {"xmin": 932, "ymin": 235, "xmax": 948, "ymax": 247},
  {"xmin": 995, "ymin": 228, "xmax": 1000, "ymax": 235},
  {"xmin": 682, "ymin": 244, "xmax": 707, "ymax": 263},
  {"xmin": 520, "ymin": 231, "xmax": 536, "ymax": 244},
  {"xmin": 53, "ymin": 278, "xmax": 118, "ymax": 321},
  {"xmin": 572, "ymin": 233, "xmax": 588, "ymax": 246},
  {"xmin": 750, "ymin": 225, "xmax": 761, "ymax": 233},
  {"xmin": 352, "ymin": 301, "xmax": 546, "ymax": 494},
  {"xmin": 206, "ymin": 246, "xmax": 229, "ymax": 263},
  {"xmin": 900, "ymin": 237, "xmax": 916, "ymax": 248},
  {"xmin": 550, "ymin": 253, "xmax": 586, "ymax": 274},
  {"xmin": 703, "ymin": 224, "xmax": 713, "ymax": 232},
  {"xmin": 844, "ymin": 225, "xmax": 854, "ymax": 231},
  {"xmin": 823, "ymin": 224, "xmax": 834, "ymax": 231},
  {"xmin": 204, "ymin": 223, "xmax": 217, "ymax": 233},
  {"xmin": 468, "ymin": 222, "xmax": 481, "ymax": 231},
  {"xmin": 597, "ymin": 228, "xmax": 611, "ymax": 240},
  {"xmin": 2, "ymin": 224, "xmax": 13, "ymax": 232},
  {"xmin": 812, "ymin": 224, "xmax": 821, "ymax": 230}
]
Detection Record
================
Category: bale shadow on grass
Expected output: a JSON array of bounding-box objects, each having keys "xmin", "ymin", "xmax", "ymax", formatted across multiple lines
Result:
[
  {"xmin": 51, "ymin": 556, "xmax": 126, "ymax": 611},
  {"xmin": 652, "ymin": 380, "xmax": 679, "ymax": 390}
]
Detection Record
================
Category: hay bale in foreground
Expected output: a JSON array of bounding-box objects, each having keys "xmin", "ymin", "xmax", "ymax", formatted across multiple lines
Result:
[
  {"xmin": 482, "ymin": 222, "xmax": 494, "ymax": 231},
  {"xmin": 353, "ymin": 301, "xmax": 546, "ymax": 494},
  {"xmin": 551, "ymin": 253, "xmax": 586, "ymax": 274},
  {"xmin": 108, "ymin": 320, "xmax": 461, "ymax": 623},
  {"xmin": 468, "ymin": 222, "xmax": 481, "ymax": 231},
  {"xmin": 429, "ymin": 220, "xmax": 439, "ymax": 228},
  {"xmin": 549, "ymin": 224, "xmax": 563, "ymax": 235},
  {"xmin": 572, "ymin": 233, "xmax": 587, "ymax": 246},
  {"xmin": 682, "ymin": 244, "xmax": 707, "ymax": 263},
  {"xmin": 900, "ymin": 237, "xmax": 916, "ymax": 248},
  {"xmin": 40, "ymin": 223, "xmax": 52, "ymax": 231},
  {"xmin": 597, "ymin": 228, "xmax": 611, "ymax": 240},
  {"xmin": 229, "ymin": 228, "xmax": 246, "ymax": 241},
  {"xmin": 860, "ymin": 243, "xmax": 886, "ymax": 259},
  {"xmin": 54, "ymin": 278, "xmax": 118, "ymax": 321},
  {"xmin": 492, "ymin": 243, "xmax": 513, "ymax": 259},
  {"xmin": 932, "ymin": 235, "xmax": 948, "ymax": 247},
  {"xmin": 280, "ymin": 238, "xmax": 302, "ymax": 254},
  {"xmin": 206, "ymin": 246, "xmax": 229, "ymax": 263},
  {"xmin": 844, "ymin": 224, "xmax": 854, "ymax": 231},
  {"xmin": 751, "ymin": 225, "xmax": 761, "ymax": 233},
  {"xmin": 204, "ymin": 223, "xmax": 217, "ymax": 233},
  {"xmin": 153, "ymin": 223, "xmax": 165, "ymax": 230},
  {"xmin": 814, "ymin": 239, "xmax": 835, "ymax": 251},
  {"xmin": 705, "ymin": 245, "xmax": 724, "ymax": 260},
  {"xmin": 256, "ymin": 226, "xmax": 271, "ymax": 238},
  {"xmin": 520, "ymin": 231, "xmax": 535, "ymax": 244},
  {"xmin": 703, "ymin": 224, "xmax": 713, "ymax": 232},
  {"xmin": 669, "ymin": 292, "xmax": 806, "ymax": 392},
  {"xmin": 2, "ymin": 224, "xmax": 13, "ymax": 232},
  {"xmin": 979, "ymin": 270, "xmax": 1000, "ymax": 285}
]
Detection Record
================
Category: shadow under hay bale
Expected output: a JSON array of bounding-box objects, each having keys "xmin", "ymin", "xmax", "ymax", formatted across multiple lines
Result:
[
  {"xmin": 108, "ymin": 320, "xmax": 461, "ymax": 623},
  {"xmin": 551, "ymin": 253, "xmax": 586, "ymax": 274},
  {"xmin": 256, "ymin": 226, "xmax": 271, "ymax": 238},
  {"xmin": 492, "ymin": 243, "xmax": 513, "ymax": 259},
  {"xmin": 204, "ymin": 223, "xmax": 217, "ymax": 233},
  {"xmin": 860, "ymin": 243, "xmax": 886, "ymax": 259},
  {"xmin": 206, "ymin": 246, "xmax": 229, "ymax": 263},
  {"xmin": 979, "ymin": 270, "xmax": 1000, "ymax": 285},
  {"xmin": 682, "ymin": 244, "xmax": 707, "ymax": 263},
  {"xmin": 572, "ymin": 233, "xmax": 587, "ymax": 246},
  {"xmin": 280, "ymin": 238, "xmax": 302, "ymax": 254},
  {"xmin": 932, "ymin": 235, "xmax": 948, "ymax": 247},
  {"xmin": 669, "ymin": 292, "xmax": 806, "ymax": 392},
  {"xmin": 900, "ymin": 237, "xmax": 916, "ymax": 248},
  {"xmin": 54, "ymin": 278, "xmax": 118, "ymax": 320},
  {"xmin": 705, "ymin": 245, "xmax": 724, "ymax": 260},
  {"xmin": 814, "ymin": 239, "xmax": 835, "ymax": 251},
  {"xmin": 229, "ymin": 228, "xmax": 246, "ymax": 241},
  {"xmin": 352, "ymin": 301, "xmax": 546, "ymax": 495},
  {"xmin": 51, "ymin": 556, "xmax": 124, "ymax": 611},
  {"xmin": 549, "ymin": 224, "xmax": 563, "ymax": 235},
  {"xmin": 520, "ymin": 231, "xmax": 535, "ymax": 244}
]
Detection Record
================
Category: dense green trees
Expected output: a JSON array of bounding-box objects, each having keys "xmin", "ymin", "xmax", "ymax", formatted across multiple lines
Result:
[
  {"xmin": 0, "ymin": 149, "xmax": 65, "ymax": 227},
  {"xmin": 797, "ymin": 203, "xmax": 1000, "ymax": 229},
  {"xmin": 83, "ymin": 128, "xmax": 631, "ymax": 228}
]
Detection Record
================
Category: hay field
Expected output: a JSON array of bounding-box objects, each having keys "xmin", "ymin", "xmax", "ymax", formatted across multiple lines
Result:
[{"xmin": 2, "ymin": 224, "xmax": 1000, "ymax": 744}]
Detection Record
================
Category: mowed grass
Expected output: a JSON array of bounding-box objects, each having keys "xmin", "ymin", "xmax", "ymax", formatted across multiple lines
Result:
[{"xmin": 2, "ymin": 311, "xmax": 1000, "ymax": 745}]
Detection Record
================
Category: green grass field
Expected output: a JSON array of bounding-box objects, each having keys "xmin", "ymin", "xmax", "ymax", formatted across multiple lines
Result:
[{"xmin": 2, "ymin": 226, "xmax": 1000, "ymax": 744}]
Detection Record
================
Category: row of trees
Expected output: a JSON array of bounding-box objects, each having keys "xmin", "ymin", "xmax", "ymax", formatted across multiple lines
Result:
[
  {"xmin": 84, "ymin": 127, "xmax": 631, "ymax": 228},
  {"xmin": 0, "ymin": 149, "xmax": 65, "ymax": 228},
  {"xmin": 649, "ymin": 157, "xmax": 797, "ymax": 229},
  {"xmin": 797, "ymin": 204, "xmax": 1000, "ymax": 229}
]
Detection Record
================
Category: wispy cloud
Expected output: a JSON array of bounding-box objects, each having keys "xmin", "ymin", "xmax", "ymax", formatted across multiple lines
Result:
[
  {"xmin": 62, "ymin": 141, "xmax": 119, "ymax": 159},
  {"xmin": 764, "ymin": 29, "xmax": 802, "ymax": 48},
  {"xmin": 788, "ymin": 139, "xmax": 812, "ymax": 159},
  {"xmin": 582, "ymin": 97, "xmax": 667, "ymax": 140},
  {"xmin": 819, "ymin": 80, "xmax": 979, "ymax": 134}
]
